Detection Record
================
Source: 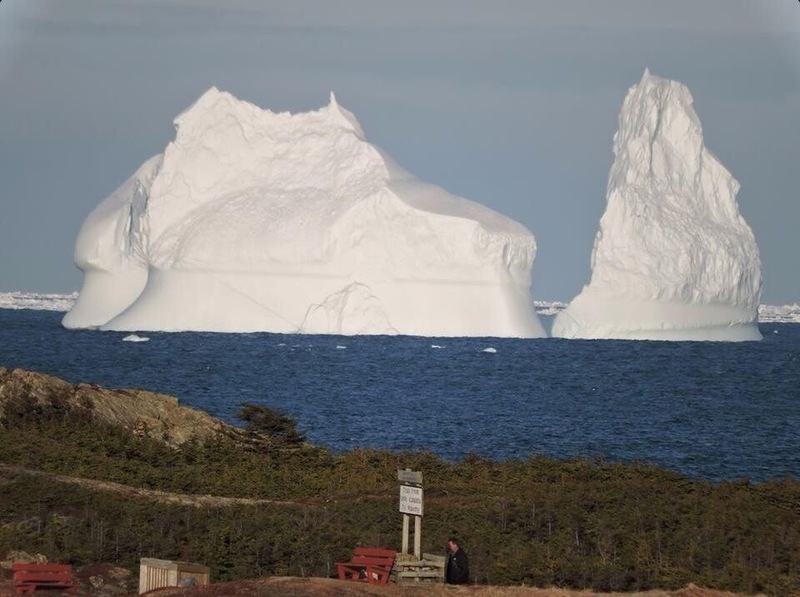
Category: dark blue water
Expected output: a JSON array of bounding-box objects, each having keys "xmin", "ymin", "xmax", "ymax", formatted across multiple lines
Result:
[{"xmin": 2, "ymin": 309, "xmax": 799, "ymax": 482}]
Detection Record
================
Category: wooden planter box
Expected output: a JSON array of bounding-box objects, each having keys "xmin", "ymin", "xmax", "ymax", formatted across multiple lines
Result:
[{"xmin": 138, "ymin": 558, "xmax": 210, "ymax": 594}]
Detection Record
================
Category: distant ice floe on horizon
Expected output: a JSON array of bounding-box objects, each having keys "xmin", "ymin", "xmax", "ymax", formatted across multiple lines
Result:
[
  {"xmin": 758, "ymin": 304, "xmax": 800, "ymax": 324},
  {"xmin": 0, "ymin": 291, "xmax": 78, "ymax": 312},
  {"xmin": 533, "ymin": 300, "xmax": 568, "ymax": 316},
  {"xmin": 0, "ymin": 292, "xmax": 798, "ymax": 325}
]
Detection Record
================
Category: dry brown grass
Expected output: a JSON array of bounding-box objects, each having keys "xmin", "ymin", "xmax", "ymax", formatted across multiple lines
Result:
[{"xmin": 142, "ymin": 577, "xmax": 763, "ymax": 597}]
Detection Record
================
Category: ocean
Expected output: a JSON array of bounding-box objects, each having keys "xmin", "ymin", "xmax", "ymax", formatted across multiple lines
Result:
[{"xmin": 1, "ymin": 308, "xmax": 799, "ymax": 482}]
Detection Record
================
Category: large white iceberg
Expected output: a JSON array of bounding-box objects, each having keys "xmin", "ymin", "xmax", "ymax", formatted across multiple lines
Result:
[
  {"xmin": 63, "ymin": 89, "xmax": 545, "ymax": 337},
  {"xmin": 552, "ymin": 70, "xmax": 762, "ymax": 341}
]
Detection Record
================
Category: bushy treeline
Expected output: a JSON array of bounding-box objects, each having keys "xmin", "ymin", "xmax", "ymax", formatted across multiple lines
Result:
[{"xmin": 0, "ymin": 396, "xmax": 798, "ymax": 595}]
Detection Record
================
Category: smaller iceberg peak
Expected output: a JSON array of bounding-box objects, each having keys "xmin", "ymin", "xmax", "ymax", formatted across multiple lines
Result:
[
  {"xmin": 198, "ymin": 85, "xmax": 224, "ymax": 100},
  {"xmin": 634, "ymin": 68, "xmax": 695, "ymax": 115},
  {"xmin": 626, "ymin": 68, "xmax": 694, "ymax": 113},
  {"xmin": 552, "ymin": 70, "xmax": 761, "ymax": 342},
  {"xmin": 177, "ymin": 86, "xmax": 236, "ymax": 119},
  {"xmin": 324, "ymin": 91, "xmax": 366, "ymax": 139},
  {"xmin": 611, "ymin": 69, "xmax": 702, "ymax": 191},
  {"xmin": 638, "ymin": 67, "xmax": 665, "ymax": 86},
  {"xmin": 172, "ymin": 85, "xmax": 268, "ymax": 139}
]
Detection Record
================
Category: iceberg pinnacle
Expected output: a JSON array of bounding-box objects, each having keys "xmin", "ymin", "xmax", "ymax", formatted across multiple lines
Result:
[
  {"xmin": 63, "ymin": 88, "xmax": 545, "ymax": 337},
  {"xmin": 552, "ymin": 70, "xmax": 762, "ymax": 341}
]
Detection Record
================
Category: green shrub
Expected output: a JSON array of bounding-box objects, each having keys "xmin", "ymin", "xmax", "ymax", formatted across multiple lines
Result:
[{"xmin": 0, "ymin": 397, "xmax": 798, "ymax": 595}]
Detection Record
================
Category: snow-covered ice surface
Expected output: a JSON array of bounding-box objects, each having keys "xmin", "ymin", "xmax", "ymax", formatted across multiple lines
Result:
[
  {"xmin": 552, "ymin": 70, "xmax": 762, "ymax": 341},
  {"xmin": 61, "ymin": 89, "xmax": 545, "ymax": 338}
]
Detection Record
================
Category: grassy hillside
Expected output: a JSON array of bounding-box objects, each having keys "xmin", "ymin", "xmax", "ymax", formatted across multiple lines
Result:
[{"xmin": 0, "ymin": 372, "xmax": 798, "ymax": 596}]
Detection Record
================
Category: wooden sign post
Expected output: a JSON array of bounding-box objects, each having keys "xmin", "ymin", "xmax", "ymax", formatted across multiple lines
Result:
[{"xmin": 398, "ymin": 469, "xmax": 423, "ymax": 559}]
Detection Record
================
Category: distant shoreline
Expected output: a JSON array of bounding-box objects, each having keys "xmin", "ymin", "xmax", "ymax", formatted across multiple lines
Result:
[{"xmin": 1, "ymin": 291, "xmax": 798, "ymax": 323}]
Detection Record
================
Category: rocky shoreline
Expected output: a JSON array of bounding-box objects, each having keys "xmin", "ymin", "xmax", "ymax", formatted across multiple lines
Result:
[{"xmin": 0, "ymin": 367, "xmax": 231, "ymax": 448}]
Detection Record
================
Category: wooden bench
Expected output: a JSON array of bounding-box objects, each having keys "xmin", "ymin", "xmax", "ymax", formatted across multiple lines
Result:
[
  {"xmin": 12, "ymin": 563, "xmax": 78, "ymax": 595},
  {"xmin": 336, "ymin": 547, "xmax": 396, "ymax": 585}
]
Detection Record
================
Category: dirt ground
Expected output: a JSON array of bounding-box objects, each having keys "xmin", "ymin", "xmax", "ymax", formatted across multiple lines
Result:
[
  {"xmin": 0, "ymin": 573, "xmax": 766, "ymax": 597},
  {"xmin": 139, "ymin": 577, "xmax": 764, "ymax": 597}
]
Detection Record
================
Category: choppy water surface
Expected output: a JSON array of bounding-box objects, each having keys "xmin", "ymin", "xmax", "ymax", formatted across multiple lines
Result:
[{"xmin": 2, "ymin": 309, "xmax": 799, "ymax": 482}]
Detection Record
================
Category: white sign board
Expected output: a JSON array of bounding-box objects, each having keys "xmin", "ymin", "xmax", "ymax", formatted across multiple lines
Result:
[
  {"xmin": 397, "ymin": 469, "xmax": 423, "ymax": 484},
  {"xmin": 399, "ymin": 485, "xmax": 423, "ymax": 516}
]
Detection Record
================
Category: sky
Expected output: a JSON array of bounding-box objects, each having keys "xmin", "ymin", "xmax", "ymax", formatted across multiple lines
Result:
[{"xmin": 1, "ymin": 1, "xmax": 798, "ymax": 304}]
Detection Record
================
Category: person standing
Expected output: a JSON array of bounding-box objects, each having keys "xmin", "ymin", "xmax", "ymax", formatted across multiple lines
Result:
[{"xmin": 445, "ymin": 537, "xmax": 470, "ymax": 584}]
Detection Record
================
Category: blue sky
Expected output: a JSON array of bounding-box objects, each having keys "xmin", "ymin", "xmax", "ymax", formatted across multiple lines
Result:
[{"xmin": 1, "ymin": 1, "xmax": 798, "ymax": 303}]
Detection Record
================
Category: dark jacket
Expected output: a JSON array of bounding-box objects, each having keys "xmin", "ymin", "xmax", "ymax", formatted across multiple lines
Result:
[{"xmin": 445, "ymin": 547, "xmax": 469, "ymax": 584}]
